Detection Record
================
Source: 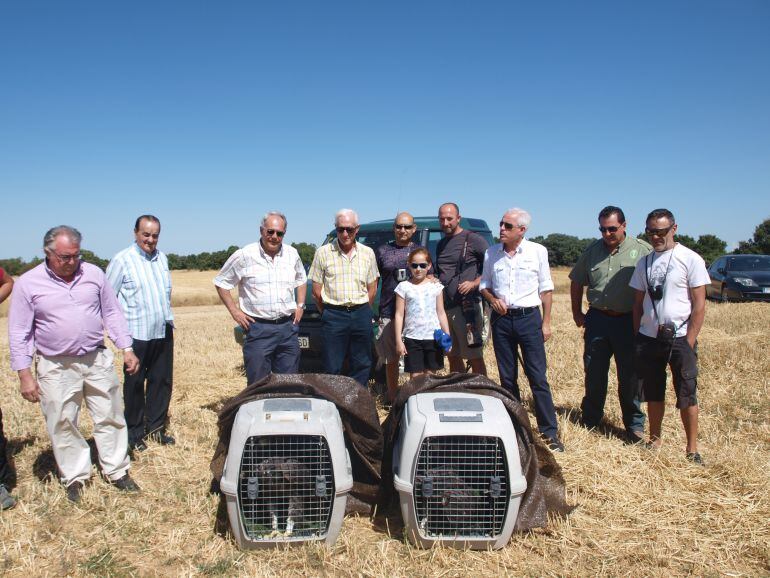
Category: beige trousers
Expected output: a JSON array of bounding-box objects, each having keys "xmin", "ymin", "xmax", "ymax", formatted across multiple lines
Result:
[{"xmin": 37, "ymin": 348, "xmax": 130, "ymax": 486}]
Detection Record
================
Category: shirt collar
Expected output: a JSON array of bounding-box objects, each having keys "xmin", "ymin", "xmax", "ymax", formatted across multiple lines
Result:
[
  {"xmin": 259, "ymin": 241, "xmax": 284, "ymax": 260},
  {"xmin": 332, "ymin": 238, "xmax": 358, "ymax": 256},
  {"xmin": 44, "ymin": 259, "xmax": 83, "ymax": 283},
  {"xmin": 132, "ymin": 242, "xmax": 158, "ymax": 261}
]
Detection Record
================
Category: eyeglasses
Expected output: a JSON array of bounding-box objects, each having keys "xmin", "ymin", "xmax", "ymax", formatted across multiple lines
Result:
[
  {"xmin": 264, "ymin": 229, "xmax": 285, "ymax": 238},
  {"xmin": 645, "ymin": 226, "xmax": 674, "ymax": 237},
  {"xmin": 336, "ymin": 226, "xmax": 357, "ymax": 234},
  {"xmin": 499, "ymin": 221, "xmax": 522, "ymax": 230},
  {"xmin": 409, "ymin": 262, "xmax": 429, "ymax": 269},
  {"xmin": 53, "ymin": 252, "xmax": 81, "ymax": 262},
  {"xmin": 599, "ymin": 226, "xmax": 621, "ymax": 233},
  {"xmin": 395, "ymin": 224, "xmax": 414, "ymax": 230}
]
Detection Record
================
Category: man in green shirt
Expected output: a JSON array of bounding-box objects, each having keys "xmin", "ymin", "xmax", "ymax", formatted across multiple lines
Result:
[{"xmin": 569, "ymin": 206, "xmax": 652, "ymax": 442}]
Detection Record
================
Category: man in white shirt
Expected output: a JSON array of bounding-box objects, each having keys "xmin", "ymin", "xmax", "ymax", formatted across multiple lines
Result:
[
  {"xmin": 214, "ymin": 212, "xmax": 307, "ymax": 384},
  {"xmin": 480, "ymin": 208, "xmax": 562, "ymax": 452},
  {"xmin": 630, "ymin": 208, "xmax": 709, "ymax": 465}
]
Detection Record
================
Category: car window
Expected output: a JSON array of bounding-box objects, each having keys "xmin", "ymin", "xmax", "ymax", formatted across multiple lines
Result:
[
  {"xmin": 726, "ymin": 256, "xmax": 770, "ymax": 271},
  {"xmin": 709, "ymin": 258, "xmax": 724, "ymax": 273}
]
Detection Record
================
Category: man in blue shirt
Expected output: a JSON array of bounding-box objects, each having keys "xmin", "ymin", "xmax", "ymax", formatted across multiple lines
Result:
[{"xmin": 107, "ymin": 215, "xmax": 175, "ymax": 452}]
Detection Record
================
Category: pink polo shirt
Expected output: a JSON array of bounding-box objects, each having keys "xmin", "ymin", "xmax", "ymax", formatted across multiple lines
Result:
[{"xmin": 8, "ymin": 261, "xmax": 133, "ymax": 371}]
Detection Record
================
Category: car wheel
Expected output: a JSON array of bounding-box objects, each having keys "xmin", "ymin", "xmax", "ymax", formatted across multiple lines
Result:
[{"xmin": 721, "ymin": 285, "xmax": 729, "ymax": 303}]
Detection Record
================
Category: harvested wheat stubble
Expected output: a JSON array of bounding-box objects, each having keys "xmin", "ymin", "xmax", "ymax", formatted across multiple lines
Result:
[{"xmin": 0, "ymin": 269, "xmax": 767, "ymax": 577}]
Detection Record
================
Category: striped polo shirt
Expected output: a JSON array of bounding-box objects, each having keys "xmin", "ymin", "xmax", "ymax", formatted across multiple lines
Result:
[
  {"xmin": 309, "ymin": 239, "xmax": 379, "ymax": 306},
  {"xmin": 106, "ymin": 243, "xmax": 174, "ymax": 341}
]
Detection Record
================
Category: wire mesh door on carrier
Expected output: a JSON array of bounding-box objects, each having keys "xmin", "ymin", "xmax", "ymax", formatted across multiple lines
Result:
[
  {"xmin": 393, "ymin": 392, "xmax": 527, "ymax": 549},
  {"xmin": 220, "ymin": 398, "xmax": 353, "ymax": 549}
]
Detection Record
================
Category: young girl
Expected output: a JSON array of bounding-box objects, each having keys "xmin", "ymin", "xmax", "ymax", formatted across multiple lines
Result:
[{"xmin": 393, "ymin": 248, "xmax": 451, "ymax": 379}]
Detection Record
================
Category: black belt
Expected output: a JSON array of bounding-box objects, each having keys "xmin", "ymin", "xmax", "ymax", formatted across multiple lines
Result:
[
  {"xmin": 590, "ymin": 308, "xmax": 630, "ymax": 317},
  {"xmin": 504, "ymin": 306, "xmax": 537, "ymax": 317},
  {"xmin": 324, "ymin": 303, "xmax": 368, "ymax": 312},
  {"xmin": 252, "ymin": 315, "xmax": 292, "ymax": 324}
]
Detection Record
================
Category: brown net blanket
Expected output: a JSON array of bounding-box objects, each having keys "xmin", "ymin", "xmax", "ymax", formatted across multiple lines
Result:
[
  {"xmin": 377, "ymin": 372, "xmax": 575, "ymax": 531},
  {"xmin": 210, "ymin": 373, "xmax": 384, "ymax": 505}
]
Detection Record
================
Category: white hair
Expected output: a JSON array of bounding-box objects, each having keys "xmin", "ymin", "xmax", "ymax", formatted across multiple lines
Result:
[
  {"xmin": 260, "ymin": 211, "xmax": 287, "ymax": 229},
  {"xmin": 505, "ymin": 208, "xmax": 531, "ymax": 228},
  {"xmin": 335, "ymin": 208, "xmax": 359, "ymax": 226},
  {"xmin": 43, "ymin": 225, "xmax": 82, "ymax": 252}
]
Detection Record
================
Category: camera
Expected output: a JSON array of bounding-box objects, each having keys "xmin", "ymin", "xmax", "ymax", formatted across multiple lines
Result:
[
  {"xmin": 656, "ymin": 321, "xmax": 676, "ymax": 345},
  {"xmin": 395, "ymin": 268, "xmax": 407, "ymax": 282},
  {"xmin": 648, "ymin": 285, "xmax": 664, "ymax": 301}
]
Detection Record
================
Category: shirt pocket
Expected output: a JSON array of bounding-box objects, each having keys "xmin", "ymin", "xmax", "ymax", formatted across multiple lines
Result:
[{"xmin": 515, "ymin": 258, "xmax": 540, "ymax": 292}]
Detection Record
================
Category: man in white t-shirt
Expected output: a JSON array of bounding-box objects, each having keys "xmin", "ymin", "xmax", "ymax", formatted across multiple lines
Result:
[{"xmin": 629, "ymin": 209, "xmax": 709, "ymax": 465}]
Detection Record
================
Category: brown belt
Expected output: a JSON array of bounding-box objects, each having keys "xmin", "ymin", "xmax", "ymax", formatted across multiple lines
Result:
[{"xmin": 590, "ymin": 307, "xmax": 630, "ymax": 317}]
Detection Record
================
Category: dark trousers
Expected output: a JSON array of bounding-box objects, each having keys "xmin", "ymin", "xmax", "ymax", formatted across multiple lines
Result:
[
  {"xmin": 321, "ymin": 305, "xmax": 373, "ymax": 386},
  {"xmin": 242, "ymin": 319, "xmax": 300, "ymax": 385},
  {"xmin": 580, "ymin": 309, "xmax": 645, "ymax": 432},
  {"xmin": 123, "ymin": 323, "xmax": 174, "ymax": 445},
  {"xmin": 0, "ymin": 407, "xmax": 11, "ymax": 484},
  {"xmin": 491, "ymin": 308, "xmax": 559, "ymax": 439}
]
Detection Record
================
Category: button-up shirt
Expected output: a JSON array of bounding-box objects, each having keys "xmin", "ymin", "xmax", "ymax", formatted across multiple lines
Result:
[
  {"xmin": 214, "ymin": 242, "xmax": 307, "ymax": 320},
  {"xmin": 8, "ymin": 261, "xmax": 133, "ymax": 371},
  {"xmin": 569, "ymin": 236, "xmax": 652, "ymax": 313},
  {"xmin": 479, "ymin": 239, "xmax": 554, "ymax": 308},
  {"xmin": 106, "ymin": 243, "xmax": 174, "ymax": 341},
  {"xmin": 309, "ymin": 240, "xmax": 379, "ymax": 306}
]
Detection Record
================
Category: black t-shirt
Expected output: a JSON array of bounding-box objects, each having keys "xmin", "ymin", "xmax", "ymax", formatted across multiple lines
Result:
[{"xmin": 435, "ymin": 230, "xmax": 488, "ymax": 304}]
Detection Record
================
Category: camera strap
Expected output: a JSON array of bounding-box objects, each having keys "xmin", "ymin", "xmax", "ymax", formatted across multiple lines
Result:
[{"xmin": 644, "ymin": 246, "xmax": 676, "ymax": 323}]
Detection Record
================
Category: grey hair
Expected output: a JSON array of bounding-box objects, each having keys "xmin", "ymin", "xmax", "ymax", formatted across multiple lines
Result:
[
  {"xmin": 260, "ymin": 211, "xmax": 287, "ymax": 229},
  {"xmin": 43, "ymin": 225, "xmax": 82, "ymax": 252},
  {"xmin": 504, "ymin": 208, "xmax": 532, "ymax": 228},
  {"xmin": 335, "ymin": 208, "xmax": 359, "ymax": 226}
]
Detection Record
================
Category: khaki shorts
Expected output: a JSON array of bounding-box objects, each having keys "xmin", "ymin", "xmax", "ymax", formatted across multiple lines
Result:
[
  {"xmin": 374, "ymin": 317, "xmax": 400, "ymax": 363},
  {"xmin": 446, "ymin": 305, "xmax": 486, "ymax": 360}
]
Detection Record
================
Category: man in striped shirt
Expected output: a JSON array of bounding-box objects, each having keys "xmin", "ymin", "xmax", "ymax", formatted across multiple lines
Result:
[
  {"xmin": 107, "ymin": 215, "xmax": 175, "ymax": 452},
  {"xmin": 309, "ymin": 208, "xmax": 379, "ymax": 386},
  {"xmin": 215, "ymin": 211, "xmax": 307, "ymax": 384}
]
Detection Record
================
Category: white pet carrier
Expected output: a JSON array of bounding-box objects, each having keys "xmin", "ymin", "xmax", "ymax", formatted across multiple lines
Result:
[
  {"xmin": 393, "ymin": 392, "xmax": 527, "ymax": 549},
  {"xmin": 220, "ymin": 398, "xmax": 353, "ymax": 549}
]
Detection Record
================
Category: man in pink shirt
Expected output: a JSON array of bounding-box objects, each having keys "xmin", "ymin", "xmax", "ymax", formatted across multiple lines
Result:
[{"xmin": 8, "ymin": 226, "xmax": 142, "ymax": 502}]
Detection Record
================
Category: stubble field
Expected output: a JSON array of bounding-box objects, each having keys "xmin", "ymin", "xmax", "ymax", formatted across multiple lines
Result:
[{"xmin": 0, "ymin": 269, "xmax": 768, "ymax": 577}]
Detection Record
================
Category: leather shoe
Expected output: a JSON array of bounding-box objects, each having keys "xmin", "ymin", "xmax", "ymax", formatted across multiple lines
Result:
[
  {"xmin": 66, "ymin": 481, "xmax": 85, "ymax": 503},
  {"xmin": 626, "ymin": 430, "xmax": 645, "ymax": 444},
  {"xmin": 130, "ymin": 440, "xmax": 148, "ymax": 453},
  {"xmin": 545, "ymin": 437, "xmax": 565, "ymax": 453},
  {"xmin": 111, "ymin": 474, "xmax": 141, "ymax": 492},
  {"xmin": 148, "ymin": 432, "xmax": 176, "ymax": 446}
]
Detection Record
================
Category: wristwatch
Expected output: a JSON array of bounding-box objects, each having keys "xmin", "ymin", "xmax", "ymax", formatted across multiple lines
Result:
[
  {"xmin": 297, "ymin": 304, "xmax": 306, "ymax": 310},
  {"xmin": 123, "ymin": 347, "xmax": 134, "ymax": 353}
]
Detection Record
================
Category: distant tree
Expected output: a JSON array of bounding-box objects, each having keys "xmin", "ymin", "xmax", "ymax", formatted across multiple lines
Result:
[
  {"xmin": 735, "ymin": 218, "xmax": 770, "ymax": 255},
  {"xmin": 166, "ymin": 245, "xmax": 238, "ymax": 270},
  {"xmin": 673, "ymin": 234, "xmax": 697, "ymax": 251},
  {"xmin": 530, "ymin": 234, "xmax": 593, "ymax": 266},
  {"xmin": 694, "ymin": 234, "xmax": 727, "ymax": 265},
  {"xmin": 80, "ymin": 249, "xmax": 109, "ymax": 271},
  {"xmin": 292, "ymin": 242, "xmax": 316, "ymax": 267}
]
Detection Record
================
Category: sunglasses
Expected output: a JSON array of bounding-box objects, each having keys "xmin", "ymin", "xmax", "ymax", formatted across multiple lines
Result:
[
  {"xmin": 645, "ymin": 226, "xmax": 674, "ymax": 237},
  {"xmin": 599, "ymin": 226, "xmax": 620, "ymax": 233},
  {"xmin": 499, "ymin": 221, "xmax": 521, "ymax": 230},
  {"xmin": 265, "ymin": 229, "xmax": 285, "ymax": 238},
  {"xmin": 395, "ymin": 224, "xmax": 414, "ymax": 230},
  {"xmin": 409, "ymin": 262, "xmax": 429, "ymax": 269},
  {"xmin": 336, "ymin": 226, "xmax": 357, "ymax": 234}
]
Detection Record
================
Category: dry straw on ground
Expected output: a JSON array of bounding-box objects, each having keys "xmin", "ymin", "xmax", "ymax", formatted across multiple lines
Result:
[{"xmin": 0, "ymin": 269, "xmax": 768, "ymax": 577}]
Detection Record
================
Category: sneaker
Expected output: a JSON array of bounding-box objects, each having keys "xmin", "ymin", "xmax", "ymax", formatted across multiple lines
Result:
[
  {"xmin": 129, "ymin": 439, "xmax": 148, "ymax": 453},
  {"xmin": 686, "ymin": 452, "xmax": 705, "ymax": 466},
  {"xmin": 66, "ymin": 481, "xmax": 85, "ymax": 503},
  {"xmin": 545, "ymin": 437, "xmax": 565, "ymax": 453},
  {"xmin": 111, "ymin": 474, "xmax": 141, "ymax": 492},
  {"xmin": 147, "ymin": 431, "xmax": 176, "ymax": 446},
  {"xmin": 0, "ymin": 484, "xmax": 17, "ymax": 510}
]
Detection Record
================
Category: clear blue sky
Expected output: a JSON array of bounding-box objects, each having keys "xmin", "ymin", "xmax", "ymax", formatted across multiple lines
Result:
[{"xmin": 2, "ymin": 1, "xmax": 768, "ymax": 260}]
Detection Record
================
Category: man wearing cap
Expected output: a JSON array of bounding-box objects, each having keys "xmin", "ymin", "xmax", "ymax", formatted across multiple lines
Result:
[
  {"xmin": 107, "ymin": 214, "xmax": 176, "ymax": 452},
  {"xmin": 215, "ymin": 211, "xmax": 307, "ymax": 385},
  {"xmin": 375, "ymin": 212, "xmax": 419, "ymax": 401},
  {"xmin": 8, "ymin": 225, "xmax": 141, "ymax": 502},
  {"xmin": 570, "ymin": 206, "xmax": 651, "ymax": 443},
  {"xmin": 309, "ymin": 208, "xmax": 379, "ymax": 386}
]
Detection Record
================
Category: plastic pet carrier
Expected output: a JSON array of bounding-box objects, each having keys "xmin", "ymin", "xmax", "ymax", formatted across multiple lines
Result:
[
  {"xmin": 220, "ymin": 398, "xmax": 353, "ymax": 549},
  {"xmin": 393, "ymin": 392, "xmax": 527, "ymax": 549}
]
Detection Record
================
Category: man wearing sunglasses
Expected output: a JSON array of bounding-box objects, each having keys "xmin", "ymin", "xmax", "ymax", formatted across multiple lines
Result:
[
  {"xmin": 8, "ymin": 226, "xmax": 142, "ymax": 502},
  {"xmin": 215, "ymin": 211, "xmax": 307, "ymax": 384},
  {"xmin": 569, "ymin": 206, "xmax": 651, "ymax": 444},
  {"xmin": 629, "ymin": 209, "xmax": 709, "ymax": 465},
  {"xmin": 374, "ymin": 212, "xmax": 419, "ymax": 401},
  {"xmin": 480, "ymin": 208, "xmax": 562, "ymax": 452},
  {"xmin": 107, "ymin": 215, "xmax": 176, "ymax": 452},
  {"xmin": 309, "ymin": 208, "xmax": 379, "ymax": 386}
]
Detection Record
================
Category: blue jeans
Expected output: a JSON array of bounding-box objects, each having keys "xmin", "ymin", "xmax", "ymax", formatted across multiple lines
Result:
[
  {"xmin": 242, "ymin": 319, "xmax": 300, "ymax": 384},
  {"xmin": 321, "ymin": 305, "xmax": 373, "ymax": 386},
  {"xmin": 580, "ymin": 309, "xmax": 645, "ymax": 432},
  {"xmin": 491, "ymin": 308, "xmax": 558, "ymax": 440}
]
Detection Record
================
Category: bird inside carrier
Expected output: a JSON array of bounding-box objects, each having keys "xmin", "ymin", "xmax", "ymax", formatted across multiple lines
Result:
[
  {"xmin": 392, "ymin": 392, "xmax": 527, "ymax": 549},
  {"xmin": 220, "ymin": 398, "xmax": 353, "ymax": 549}
]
